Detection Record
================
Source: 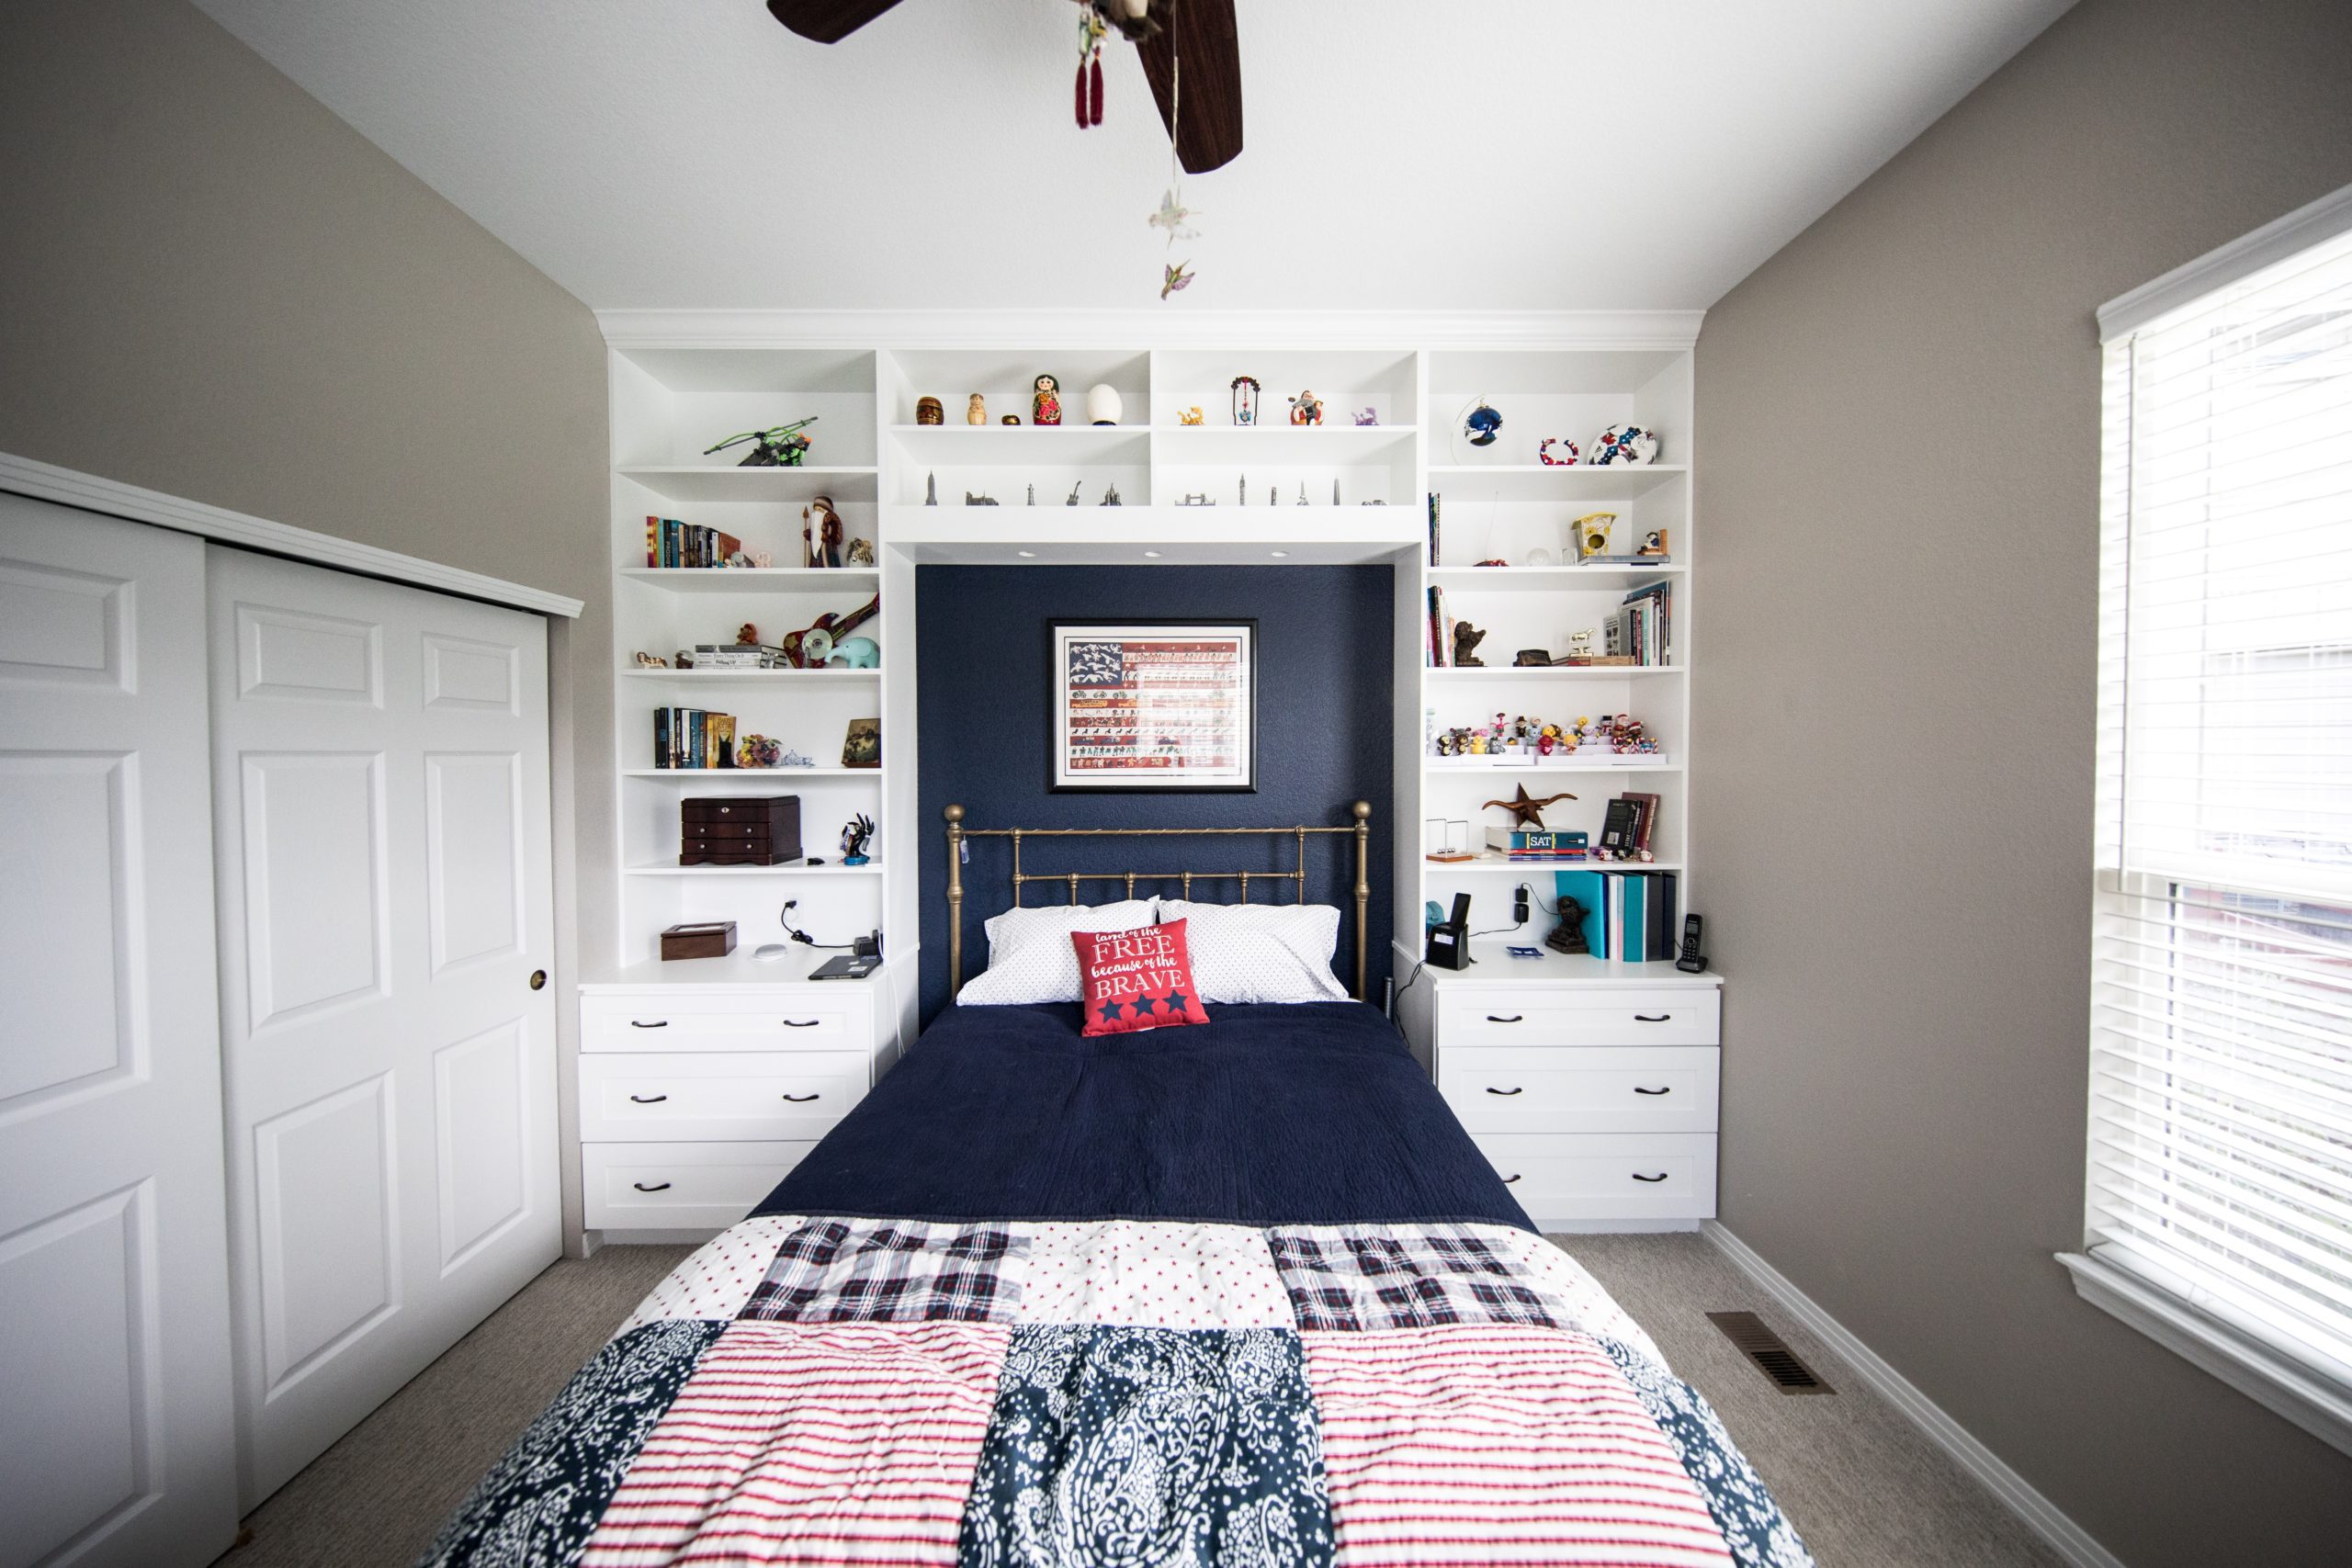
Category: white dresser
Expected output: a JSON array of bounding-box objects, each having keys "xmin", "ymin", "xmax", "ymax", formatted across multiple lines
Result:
[
  {"xmin": 1407, "ymin": 953, "xmax": 1723, "ymax": 1231},
  {"xmin": 577, "ymin": 953, "xmax": 900, "ymax": 1236}
]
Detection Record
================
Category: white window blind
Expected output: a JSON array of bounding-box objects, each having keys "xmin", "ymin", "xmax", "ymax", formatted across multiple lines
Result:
[{"xmin": 2088, "ymin": 202, "xmax": 2352, "ymax": 1403}]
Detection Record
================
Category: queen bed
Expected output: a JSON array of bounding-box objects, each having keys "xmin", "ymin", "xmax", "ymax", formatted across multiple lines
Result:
[{"xmin": 422, "ymin": 809, "xmax": 1811, "ymax": 1568}]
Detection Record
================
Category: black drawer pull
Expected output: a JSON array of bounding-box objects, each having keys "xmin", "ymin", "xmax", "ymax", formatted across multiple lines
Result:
[
  {"xmin": 1633, "ymin": 1086, "xmax": 1671, "ymax": 1096},
  {"xmin": 630, "ymin": 1020, "xmax": 670, "ymax": 1029},
  {"xmin": 1634, "ymin": 1013, "xmax": 1671, "ymax": 1022},
  {"xmin": 1501, "ymin": 1173, "xmax": 1522, "ymax": 1185},
  {"xmin": 780, "ymin": 1091, "xmax": 821, "ymax": 1103},
  {"xmin": 1632, "ymin": 1172, "xmax": 1668, "ymax": 1183},
  {"xmin": 782, "ymin": 1019, "xmax": 820, "ymax": 1029},
  {"xmin": 1485, "ymin": 1014, "xmax": 1524, "ymax": 1023},
  {"xmin": 1485, "ymin": 1086, "xmax": 1524, "ymax": 1097},
  {"xmin": 628, "ymin": 1093, "xmax": 669, "ymax": 1104},
  {"xmin": 632, "ymin": 1180, "xmax": 672, "ymax": 1192}
]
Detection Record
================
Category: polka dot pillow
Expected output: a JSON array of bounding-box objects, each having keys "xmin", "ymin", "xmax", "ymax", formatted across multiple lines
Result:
[
  {"xmin": 956, "ymin": 897, "xmax": 1159, "ymax": 1006},
  {"xmin": 1157, "ymin": 900, "xmax": 1349, "ymax": 1004},
  {"xmin": 1072, "ymin": 919, "xmax": 1210, "ymax": 1037}
]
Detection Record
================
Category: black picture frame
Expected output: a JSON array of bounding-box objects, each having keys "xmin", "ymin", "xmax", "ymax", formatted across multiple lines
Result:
[{"xmin": 1046, "ymin": 618, "xmax": 1259, "ymax": 793}]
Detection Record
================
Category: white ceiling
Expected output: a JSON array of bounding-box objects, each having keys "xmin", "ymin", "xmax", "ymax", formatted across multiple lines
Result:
[{"xmin": 193, "ymin": 0, "xmax": 2074, "ymax": 313}]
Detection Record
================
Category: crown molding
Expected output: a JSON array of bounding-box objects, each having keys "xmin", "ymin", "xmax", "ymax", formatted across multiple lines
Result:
[
  {"xmin": 595, "ymin": 308, "xmax": 1703, "ymax": 354},
  {"xmin": 2099, "ymin": 178, "xmax": 2352, "ymax": 341},
  {"xmin": 0, "ymin": 451, "xmax": 584, "ymax": 618}
]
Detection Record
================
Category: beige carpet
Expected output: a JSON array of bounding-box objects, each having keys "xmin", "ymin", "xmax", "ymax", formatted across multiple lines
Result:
[{"xmin": 216, "ymin": 1235, "xmax": 2063, "ymax": 1568}]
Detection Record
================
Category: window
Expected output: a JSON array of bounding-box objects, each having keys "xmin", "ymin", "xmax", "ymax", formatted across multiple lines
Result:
[{"xmin": 2064, "ymin": 184, "xmax": 2352, "ymax": 1453}]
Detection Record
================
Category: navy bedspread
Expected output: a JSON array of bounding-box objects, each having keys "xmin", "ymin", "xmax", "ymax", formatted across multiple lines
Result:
[{"xmin": 754, "ymin": 1000, "xmax": 1533, "ymax": 1231}]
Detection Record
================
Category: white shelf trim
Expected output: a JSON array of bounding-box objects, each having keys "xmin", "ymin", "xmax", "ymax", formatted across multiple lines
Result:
[
  {"xmin": 0, "ymin": 450, "xmax": 583, "ymax": 617},
  {"xmin": 600, "ymin": 309, "xmax": 1703, "ymax": 352},
  {"xmin": 1704, "ymin": 1223, "xmax": 2129, "ymax": 1568}
]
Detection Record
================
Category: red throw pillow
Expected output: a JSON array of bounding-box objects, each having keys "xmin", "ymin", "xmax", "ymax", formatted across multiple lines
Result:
[{"xmin": 1072, "ymin": 919, "xmax": 1210, "ymax": 1037}]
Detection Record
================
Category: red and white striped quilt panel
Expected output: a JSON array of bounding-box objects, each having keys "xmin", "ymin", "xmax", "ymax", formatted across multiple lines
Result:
[
  {"xmin": 1304, "ymin": 1325, "xmax": 1736, "ymax": 1568},
  {"xmin": 578, "ymin": 1320, "xmax": 1008, "ymax": 1568}
]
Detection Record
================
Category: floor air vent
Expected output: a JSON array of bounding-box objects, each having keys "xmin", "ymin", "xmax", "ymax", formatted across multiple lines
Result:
[{"xmin": 1707, "ymin": 1311, "xmax": 1833, "ymax": 1393}]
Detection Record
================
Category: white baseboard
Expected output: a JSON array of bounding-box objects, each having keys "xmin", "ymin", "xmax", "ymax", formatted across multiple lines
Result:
[{"xmin": 1702, "ymin": 1221, "xmax": 2127, "ymax": 1568}]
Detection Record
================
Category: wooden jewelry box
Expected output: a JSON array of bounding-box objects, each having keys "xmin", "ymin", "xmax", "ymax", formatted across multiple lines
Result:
[{"xmin": 679, "ymin": 795, "xmax": 802, "ymax": 865}]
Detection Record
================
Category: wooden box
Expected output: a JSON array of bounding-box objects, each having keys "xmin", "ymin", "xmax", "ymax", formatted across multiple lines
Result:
[
  {"xmin": 660, "ymin": 920, "xmax": 737, "ymax": 960},
  {"xmin": 680, "ymin": 795, "xmax": 800, "ymax": 866}
]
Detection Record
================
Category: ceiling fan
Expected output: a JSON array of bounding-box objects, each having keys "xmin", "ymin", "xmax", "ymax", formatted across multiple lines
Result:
[{"xmin": 764, "ymin": 0, "xmax": 1243, "ymax": 172}]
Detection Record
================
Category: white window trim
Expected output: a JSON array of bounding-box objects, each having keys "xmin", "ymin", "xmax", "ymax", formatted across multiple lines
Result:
[{"xmin": 2065, "ymin": 175, "xmax": 2352, "ymax": 1458}]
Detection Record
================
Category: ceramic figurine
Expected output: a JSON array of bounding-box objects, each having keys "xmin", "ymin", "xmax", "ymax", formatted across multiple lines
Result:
[
  {"xmin": 1033, "ymin": 374, "xmax": 1063, "ymax": 426},
  {"xmin": 1287, "ymin": 389, "xmax": 1324, "ymax": 425},
  {"xmin": 846, "ymin": 537, "xmax": 876, "ymax": 566},
  {"xmin": 632, "ymin": 650, "xmax": 670, "ymax": 669},
  {"xmin": 1086, "ymin": 383, "xmax": 1123, "ymax": 425},
  {"xmin": 735, "ymin": 623, "xmax": 759, "ymax": 645},
  {"xmin": 840, "ymin": 814, "xmax": 874, "ymax": 866},
  {"xmin": 1538, "ymin": 723, "xmax": 1564, "ymax": 755},
  {"xmin": 705, "ymin": 417, "xmax": 817, "ymax": 467},
  {"xmin": 1230, "ymin": 375, "xmax": 1261, "ymax": 426},
  {"xmin": 1179, "ymin": 406, "xmax": 1205, "ymax": 425},
  {"xmin": 925, "ymin": 472, "xmax": 938, "ymax": 505},
  {"xmin": 915, "ymin": 396, "xmax": 944, "ymax": 425},
  {"xmin": 1002, "ymin": 414, "xmax": 1021, "ymax": 425},
  {"xmin": 1463, "ymin": 398, "xmax": 1502, "ymax": 447},
  {"xmin": 1592, "ymin": 423, "xmax": 1659, "ymax": 466},
  {"xmin": 1100, "ymin": 483, "xmax": 1122, "ymax": 505},
  {"xmin": 1638, "ymin": 529, "xmax": 1669, "ymax": 557},
  {"xmin": 1538, "ymin": 436, "xmax": 1579, "ymax": 466},
  {"xmin": 1352, "ymin": 408, "xmax": 1378, "ymax": 425},
  {"xmin": 829, "ymin": 637, "xmax": 878, "ymax": 670},
  {"xmin": 1452, "ymin": 622, "xmax": 1487, "ymax": 668},
  {"xmin": 803, "ymin": 496, "xmax": 843, "ymax": 568},
  {"xmin": 966, "ymin": 491, "xmax": 999, "ymax": 505},
  {"xmin": 967, "ymin": 393, "xmax": 988, "ymax": 425}
]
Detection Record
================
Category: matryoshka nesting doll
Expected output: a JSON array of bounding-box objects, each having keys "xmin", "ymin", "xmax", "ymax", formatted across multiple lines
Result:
[{"xmin": 1032, "ymin": 374, "xmax": 1062, "ymax": 426}]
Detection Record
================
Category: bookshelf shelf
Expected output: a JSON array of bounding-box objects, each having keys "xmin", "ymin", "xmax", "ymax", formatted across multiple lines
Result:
[
  {"xmin": 888, "ymin": 424, "xmax": 1151, "ymax": 465},
  {"xmin": 621, "ymin": 767, "xmax": 881, "ymax": 779},
  {"xmin": 1423, "ymin": 665, "xmax": 1681, "ymax": 680},
  {"xmin": 1426, "ymin": 463, "xmax": 1687, "ymax": 501},
  {"xmin": 620, "ymin": 567, "xmax": 881, "ymax": 594},
  {"xmin": 621, "ymin": 667, "xmax": 881, "ymax": 683},
  {"xmin": 617, "ymin": 465, "xmax": 879, "ymax": 504},
  {"xmin": 1424, "ymin": 565, "xmax": 1683, "ymax": 592},
  {"xmin": 1430, "ymin": 856, "xmax": 1687, "ymax": 874},
  {"xmin": 624, "ymin": 861, "xmax": 887, "ymax": 877},
  {"xmin": 1423, "ymin": 760, "xmax": 1681, "ymax": 773}
]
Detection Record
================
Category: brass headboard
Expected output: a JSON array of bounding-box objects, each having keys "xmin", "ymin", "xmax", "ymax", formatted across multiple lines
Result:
[{"xmin": 944, "ymin": 801, "xmax": 1374, "ymax": 999}]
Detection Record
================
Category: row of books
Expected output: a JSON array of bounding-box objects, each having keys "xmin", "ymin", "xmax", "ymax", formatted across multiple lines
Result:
[
  {"xmin": 686, "ymin": 643, "xmax": 794, "ymax": 670},
  {"xmin": 1486, "ymin": 828, "xmax": 1590, "ymax": 862},
  {"xmin": 647, "ymin": 515, "xmax": 741, "ymax": 570},
  {"xmin": 654, "ymin": 707, "xmax": 739, "ymax": 770},
  {"xmin": 1554, "ymin": 868, "xmax": 1679, "ymax": 961},
  {"xmin": 1603, "ymin": 581, "xmax": 1673, "ymax": 666},
  {"xmin": 1600, "ymin": 791, "xmax": 1661, "ymax": 854}
]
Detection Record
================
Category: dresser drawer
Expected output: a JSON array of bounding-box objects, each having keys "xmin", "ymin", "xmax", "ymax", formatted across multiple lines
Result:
[
  {"xmin": 580, "ymin": 1051, "xmax": 866, "ymax": 1142},
  {"xmin": 1474, "ymin": 1134, "xmax": 1717, "ymax": 1222},
  {"xmin": 1440, "ymin": 1046, "xmax": 1718, "ymax": 1134},
  {"xmin": 582, "ymin": 989, "xmax": 874, "ymax": 1054},
  {"xmin": 1441, "ymin": 987, "xmax": 1718, "ymax": 1047},
  {"xmin": 584, "ymin": 1141, "xmax": 813, "ymax": 1231}
]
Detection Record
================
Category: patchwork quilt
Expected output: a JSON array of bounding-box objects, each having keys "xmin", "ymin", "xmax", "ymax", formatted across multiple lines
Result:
[{"xmin": 422, "ymin": 1214, "xmax": 1812, "ymax": 1567}]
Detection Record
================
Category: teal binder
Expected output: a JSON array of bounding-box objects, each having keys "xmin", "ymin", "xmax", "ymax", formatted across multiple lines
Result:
[{"xmin": 1621, "ymin": 874, "xmax": 1647, "ymax": 962}]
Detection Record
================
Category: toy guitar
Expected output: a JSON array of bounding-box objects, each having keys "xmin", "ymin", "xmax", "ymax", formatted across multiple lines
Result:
[{"xmin": 780, "ymin": 594, "xmax": 879, "ymax": 668}]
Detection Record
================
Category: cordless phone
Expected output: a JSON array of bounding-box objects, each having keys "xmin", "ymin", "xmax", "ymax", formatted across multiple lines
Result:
[{"xmin": 1676, "ymin": 913, "xmax": 1707, "ymax": 974}]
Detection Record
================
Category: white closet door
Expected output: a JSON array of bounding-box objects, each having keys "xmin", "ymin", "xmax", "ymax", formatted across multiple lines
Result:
[
  {"xmin": 0, "ymin": 496, "xmax": 238, "ymax": 1567},
  {"xmin": 207, "ymin": 547, "xmax": 560, "ymax": 1506}
]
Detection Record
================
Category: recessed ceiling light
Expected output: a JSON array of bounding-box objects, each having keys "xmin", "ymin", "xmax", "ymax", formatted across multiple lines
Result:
[
  {"xmin": 1016, "ymin": 550, "xmax": 1036, "ymax": 558},
  {"xmin": 1270, "ymin": 550, "xmax": 1290, "ymax": 558},
  {"xmin": 1143, "ymin": 550, "xmax": 1163, "ymax": 558}
]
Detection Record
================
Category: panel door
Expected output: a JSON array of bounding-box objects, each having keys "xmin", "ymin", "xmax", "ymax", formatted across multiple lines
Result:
[
  {"xmin": 0, "ymin": 495, "xmax": 238, "ymax": 1567},
  {"xmin": 207, "ymin": 547, "xmax": 560, "ymax": 1506}
]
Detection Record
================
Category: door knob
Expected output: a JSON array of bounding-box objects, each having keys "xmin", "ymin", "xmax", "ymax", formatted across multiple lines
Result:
[{"xmin": 528, "ymin": 969, "xmax": 548, "ymax": 990}]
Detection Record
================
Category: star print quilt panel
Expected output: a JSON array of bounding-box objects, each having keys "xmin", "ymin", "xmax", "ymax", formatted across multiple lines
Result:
[{"xmin": 421, "ymin": 1217, "xmax": 1813, "ymax": 1567}]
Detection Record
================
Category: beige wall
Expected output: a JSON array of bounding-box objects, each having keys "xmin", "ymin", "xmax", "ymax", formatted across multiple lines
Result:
[
  {"xmin": 0, "ymin": 0, "xmax": 613, "ymax": 1242},
  {"xmin": 1692, "ymin": 1, "xmax": 2352, "ymax": 1562}
]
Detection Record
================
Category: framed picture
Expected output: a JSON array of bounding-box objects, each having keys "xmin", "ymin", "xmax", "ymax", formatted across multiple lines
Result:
[{"xmin": 1048, "ymin": 619, "xmax": 1257, "ymax": 792}]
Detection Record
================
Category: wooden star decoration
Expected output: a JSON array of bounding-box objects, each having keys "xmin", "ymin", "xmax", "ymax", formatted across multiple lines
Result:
[{"xmin": 1481, "ymin": 785, "xmax": 1577, "ymax": 829}]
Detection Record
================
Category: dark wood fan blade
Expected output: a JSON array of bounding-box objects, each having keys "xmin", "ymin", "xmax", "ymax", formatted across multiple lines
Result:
[
  {"xmin": 765, "ymin": 0, "xmax": 904, "ymax": 45},
  {"xmin": 1137, "ymin": 0, "xmax": 1243, "ymax": 173}
]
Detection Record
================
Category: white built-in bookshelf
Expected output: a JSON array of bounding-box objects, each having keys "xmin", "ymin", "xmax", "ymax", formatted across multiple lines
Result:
[{"xmin": 600, "ymin": 328, "xmax": 1698, "ymax": 990}]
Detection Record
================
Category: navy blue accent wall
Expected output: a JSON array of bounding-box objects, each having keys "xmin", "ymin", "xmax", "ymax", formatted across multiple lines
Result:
[{"xmin": 916, "ymin": 565, "xmax": 1393, "ymax": 1022}]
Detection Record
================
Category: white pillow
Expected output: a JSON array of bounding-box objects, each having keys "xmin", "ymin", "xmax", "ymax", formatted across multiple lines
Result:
[
  {"xmin": 1156, "ymin": 900, "xmax": 1349, "ymax": 1004},
  {"xmin": 957, "ymin": 898, "xmax": 1159, "ymax": 1005}
]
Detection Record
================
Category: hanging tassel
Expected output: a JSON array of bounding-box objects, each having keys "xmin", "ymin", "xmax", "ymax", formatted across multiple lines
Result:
[
  {"xmin": 1089, "ymin": 51, "xmax": 1104, "ymax": 127},
  {"xmin": 1075, "ymin": 58, "xmax": 1088, "ymax": 129}
]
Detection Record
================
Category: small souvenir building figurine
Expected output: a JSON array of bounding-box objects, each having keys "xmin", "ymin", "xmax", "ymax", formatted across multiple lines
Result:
[
  {"xmin": 1179, "ymin": 406, "xmax": 1205, "ymax": 425},
  {"xmin": 915, "ymin": 396, "xmax": 944, "ymax": 425},
  {"xmin": 966, "ymin": 393, "xmax": 988, "ymax": 424},
  {"xmin": 1230, "ymin": 375, "xmax": 1261, "ymax": 426},
  {"xmin": 1032, "ymin": 374, "xmax": 1063, "ymax": 426},
  {"xmin": 1287, "ymin": 390, "xmax": 1324, "ymax": 425}
]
